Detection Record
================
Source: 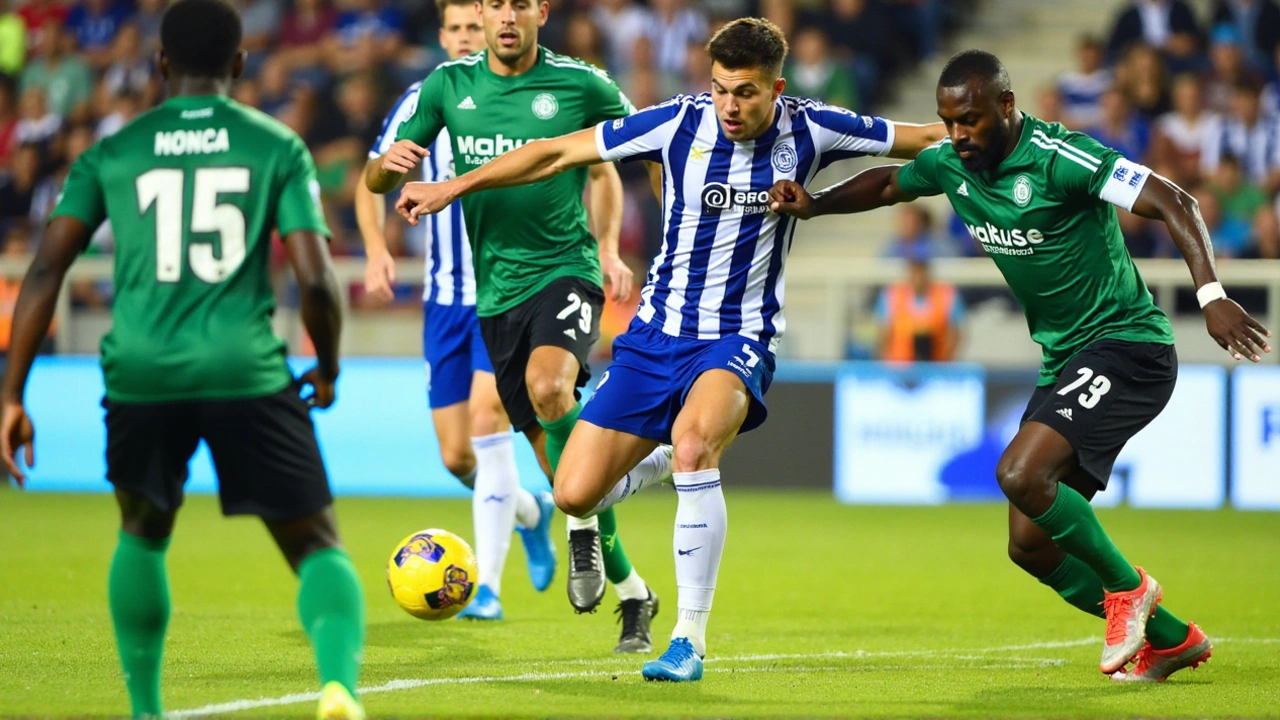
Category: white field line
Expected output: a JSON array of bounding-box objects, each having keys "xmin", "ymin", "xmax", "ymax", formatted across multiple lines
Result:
[{"xmin": 169, "ymin": 636, "xmax": 1267, "ymax": 718}]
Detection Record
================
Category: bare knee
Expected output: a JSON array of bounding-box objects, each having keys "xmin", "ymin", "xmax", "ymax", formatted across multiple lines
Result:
[
  {"xmin": 525, "ymin": 368, "xmax": 573, "ymax": 420},
  {"xmin": 440, "ymin": 445, "xmax": 477, "ymax": 481},
  {"xmin": 265, "ymin": 507, "xmax": 341, "ymax": 573},
  {"xmin": 115, "ymin": 489, "xmax": 177, "ymax": 540},
  {"xmin": 996, "ymin": 454, "xmax": 1055, "ymax": 514},
  {"xmin": 671, "ymin": 430, "xmax": 721, "ymax": 473},
  {"xmin": 553, "ymin": 482, "xmax": 596, "ymax": 518}
]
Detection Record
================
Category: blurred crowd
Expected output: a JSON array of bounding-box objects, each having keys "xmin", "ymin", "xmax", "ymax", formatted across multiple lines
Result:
[{"xmin": 0, "ymin": 0, "xmax": 971, "ymax": 318}]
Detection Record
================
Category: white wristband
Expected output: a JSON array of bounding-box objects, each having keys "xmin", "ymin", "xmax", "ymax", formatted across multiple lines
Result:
[{"xmin": 1196, "ymin": 282, "xmax": 1227, "ymax": 308}]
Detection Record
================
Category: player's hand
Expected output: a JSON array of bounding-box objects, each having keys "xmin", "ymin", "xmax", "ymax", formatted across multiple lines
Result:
[
  {"xmin": 1204, "ymin": 298, "xmax": 1272, "ymax": 362},
  {"xmin": 363, "ymin": 249, "xmax": 397, "ymax": 306},
  {"xmin": 599, "ymin": 251, "xmax": 634, "ymax": 304},
  {"xmin": 768, "ymin": 180, "xmax": 816, "ymax": 219},
  {"xmin": 298, "ymin": 365, "xmax": 338, "ymax": 410},
  {"xmin": 395, "ymin": 181, "xmax": 457, "ymax": 226},
  {"xmin": 381, "ymin": 140, "xmax": 429, "ymax": 175},
  {"xmin": 0, "ymin": 402, "xmax": 35, "ymax": 488}
]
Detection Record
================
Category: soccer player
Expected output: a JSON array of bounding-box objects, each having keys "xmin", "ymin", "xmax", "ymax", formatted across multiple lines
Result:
[
  {"xmin": 395, "ymin": 17, "xmax": 946, "ymax": 681},
  {"xmin": 769, "ymin": 50, "xmax": 1271, "ymax": 681},
  {"xmin": 0, "ymin": 1, "xmax": 367, "ymax": 717},
  {"xmin": 364, "ymin": 0, "xmax": 671, "ymax": 651},
  {"xmin": 354, "ymin": 0, "xmax": 556, "ymax": 623}
]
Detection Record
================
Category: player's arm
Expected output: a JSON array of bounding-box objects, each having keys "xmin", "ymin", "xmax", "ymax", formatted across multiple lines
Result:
[
  {"xmin": 885, "ymin": 122, "xmax": 948, "ymax": 159},
  {"xmin": 355, "ymin": 174, "xmax": 396, "ymax": 305},
  {"xmin": 646, "ymin": 161, "xmax": 664, "ymax": 203},
  {"xmin": 397, "ymin": 127, "xmax": 604, "ymax": 223},
  {"xmin": 286, "ymin": 230, "xmax": 343, "ymax": 408},
  {"xmin": 587, "ymin": 161, "xmax": 633, "ymax": 303},
  {"xmin": 365, "ymin": 79, "xmax": 441, "ymax": 195},
  {"xmin": 1130, "ymin": 175, "xmax": 1272, "ymax": 361},
  {"xmin": 0, "ymin": 216, "xmax": 92, "ymax": 484},
  {"xmin": 769, "ymin": 165, "xmax": 919, "ymax": 219}
]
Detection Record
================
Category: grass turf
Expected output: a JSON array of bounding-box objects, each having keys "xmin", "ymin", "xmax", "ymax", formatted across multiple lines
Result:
[{"xmin": 1, "ymin": 489, "xmax": 1278, "ymax": 718}]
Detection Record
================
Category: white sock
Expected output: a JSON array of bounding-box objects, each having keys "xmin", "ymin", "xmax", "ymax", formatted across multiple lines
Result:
[
  {"xmin": 613, "ymin": 568, "xmax": 649, "ymax": 601},
  {"xmin": 584, "ymin": 445, "xmax": 673, "ymax": 517},
  {"xmin": 514, "ymin": 488, "xmax": 540, "ymax": 529},
  {"xmin": 471, "ymin": 432, "xmax": 520, "ymax": 595},
  {"xmin": 565, "ymin": 514, "xmax": 598, "ymax": 533},
  {"xmin": 671, "ymin": 469, "xmax": 725, "ymax": 658}
]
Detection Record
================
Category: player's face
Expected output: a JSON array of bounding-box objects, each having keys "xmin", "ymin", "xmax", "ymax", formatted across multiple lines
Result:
[
  {"xmin": 440, "ymin": 4, "xmax": 483, "ymax": 59},
  {"xmin": 936, "ymin": 80, "xmax": 1014, "ymax": 173},
  {"xmin": 482, "ymin": 0, "xmax": 547, "ymax": 65},
  {"xmin": 710, "ymin": 62, "xmax": 785, "ymax": 142}
]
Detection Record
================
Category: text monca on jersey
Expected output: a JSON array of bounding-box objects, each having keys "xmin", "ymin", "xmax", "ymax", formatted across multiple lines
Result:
[{"xmin": 154, "ymin": 128, "xmax": 230, "ymax": 156}]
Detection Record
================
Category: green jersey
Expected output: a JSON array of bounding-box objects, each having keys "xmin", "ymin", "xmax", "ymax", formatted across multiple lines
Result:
[
  {"xmin": 395, "ymin": 47, "xmax": 633, "ymax": 317},
  {"xmin": 896, "ymin": 114, "xmax": 1174, "ymax": 385},
  {"xmin": 51, "ymin": 95, "xmax": 329, "ymax": 403}
]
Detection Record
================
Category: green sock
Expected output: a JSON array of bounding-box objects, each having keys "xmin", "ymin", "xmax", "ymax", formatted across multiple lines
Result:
[
  {"xmin": 297, "ymin": 548, "xmax": 365, "ymax": 697},
  {"xmin": 1030, "ymin": 485, "xmax": 1142, "ymax": 592},
  {"xmin": 1040, "ymin": 555, "xmax": 1190, "ymax": 650},
  {"xmin": 109, "ymin": 530, "xmax": 171, "ymax": 718},
  {"xmin": 538, "ymin": 402, "xmax": 634, "ymax": 583}
]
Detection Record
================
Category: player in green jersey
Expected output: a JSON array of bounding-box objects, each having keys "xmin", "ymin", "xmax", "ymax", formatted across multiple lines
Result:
[
  {"xmin": 364, "ymin": 0, "xmax": 671, "ymax": 651},
  {"xmin": 770, "ymin": 50, "xmax": 1271, "ymax": 683},
  {"xmin": 0, "ymin": 1, "xmax": 366, "ymax": 717}
]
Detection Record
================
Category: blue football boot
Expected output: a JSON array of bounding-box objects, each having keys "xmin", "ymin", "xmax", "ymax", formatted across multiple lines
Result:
[
  {"xmin": 456, "ymin": 584, "xmax": 503, "ymax": 620},
  {"xmin": 516, "ymin": 490, "xmax": 557, "ymax": 592},
  {"xmin": 642, "ymin": 637, "xmax": 704, "ymax": 682}
]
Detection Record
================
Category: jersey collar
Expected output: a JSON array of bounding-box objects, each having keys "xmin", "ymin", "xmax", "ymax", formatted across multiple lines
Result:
[
  {"xmin": 162, "ymin": 94, "xmax": 232, "ymax": 109},
  {"xmin": 481, "ymin": 46, "xmax": 545, "ymax": 82}
]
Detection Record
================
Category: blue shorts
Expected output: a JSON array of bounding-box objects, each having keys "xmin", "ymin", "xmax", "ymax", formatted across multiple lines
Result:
[
  {"xmin": 580, "ymin": 321, "xmax": 776, "ymax": 444},
  {"xmin": 423, "ymin": 301, "xmax": 493, "ymax": 409}
]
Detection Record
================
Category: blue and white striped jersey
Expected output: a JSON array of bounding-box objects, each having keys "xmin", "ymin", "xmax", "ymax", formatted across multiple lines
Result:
[
  {"xmin": 370, "ymin": 80, "xmax": 475, "ymax": 306},
  {"xmin": 595, "ymin": 93, "xmax": 895, "ymax": 350}
]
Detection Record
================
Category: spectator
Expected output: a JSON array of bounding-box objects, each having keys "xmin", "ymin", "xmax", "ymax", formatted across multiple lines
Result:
[
  {"xmin": 1116, "ymin": 44, "xmax": 1170, "ymax": 120},
  {"xmin": 1057, "ymin": 36, "xmax": 1111, "ymax": 129},
  {"xmin": 884, "ymin": 205, "xmax": 960, "ymax": 260},
  {"xmin": 132, "ymin": 0, "xmax": 166, "ymax": 56},
  {"xmin": 1243, "ymin": 205, "xmax": 1280, "ymax": 258},
  {"xmin": 1086, "ymin": 88, "xmax": 1151, "ymax": 162},
  {"xmin": 278, "ymin": 0, "xmax": 338, "ymax": 79},
  {"xmin": 95, "ymin": 90, "xmax": 140, "ymax": 138},
  {"xmin": 1211, "ymin": 0, "xmax": 1280, "ymax": 75},
  {"xmin": 102, "ymin": 24, "xmax": 155, "ymax": 104},
  {"xmin": 19, "ymin": 20, "xmax": 93, "ymax": 121},
  {"xmin": 0, "ymin": 144, "xmax": 40, "ymax": 233},
  {"xmin": 1201, "ymin": 78, "xmax": 1280, "ymax": 191},
  {"xmin": 1192, "ymin": 186, "xmax": 1251, "ymax": 257},
  {"xmin": 0, "ymin": 81, "xmax": 16, "ymax": 165},
  {"xmin": 0, "ymin": 0, "xmax": 24, "ymax": 77},
  {"xmin": 807, "ymin": 0, "xmax": 898, "ymax": 103},
  {"xmin": 563, "ymin": 12, "xmax": 605, "ymax": 69},
  {"xmin": 1209, "ymin": 155, "xmax": 1268, "ymax": 226},
  {"xmin": 65, "ymin": 0, "xmax": 132, "ymax": 68},
  {"xmin": 1150, "ymin": 74, "xmax": 1217, "ymax": 187},
  {"xmin": 644, "ymin": 0, "xmax": 708, "ymax": 97},
  {"xmin": 1204, "ymin": 23, "xmax": 1259, "ymax": 113},
  {"xmin": 326, "ymin": 0, "xmax": 407, "ymax": 75},
  {"xmin": 876, "ymin": 248, "xmax": 964, "ymax": 363},
  {"xmin": 1107, "ymin": 0, "xmax": 1200, "ymax": 67},
  {"xmin": 785, "ymin": 26, "xmax": 858, "ymax": 109},
  {"xmin": 16, "ymin": 0, "xmax": 69, "ymax": 57},
  {"xmin": 592, "ymin": 0, "xmax": 651, "ymax": 78},
  {"xmin": 28, "ymin": 123, "xmax": 93, "ymax": 236},
  {"xmin": 238, "ymin": 0, "xmax": 284, "ymax": 75},
  {"xmin": 14, "ymin": 87, "xmax": 60, "ymax": 147},
  {"xmin": 1037, "ymin": 83, "xmax": 1064, "ymax": 124}
]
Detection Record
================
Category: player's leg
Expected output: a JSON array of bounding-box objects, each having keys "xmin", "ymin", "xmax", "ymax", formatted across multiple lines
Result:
[
  {"xmin": 202, "ymin": 389, "xmax": 365, "ymax": 714},
  {"xmin": 103, "ymin": 399, "xmax": 200, "ymax": 719},
  {"xmin": 643, "ymin": 368, "xmax": 750, "ymax": 682}
]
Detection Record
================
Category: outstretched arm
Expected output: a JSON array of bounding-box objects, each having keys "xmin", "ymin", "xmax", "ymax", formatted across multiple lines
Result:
[
  {"xmin": 1, "ymin": 217, "xmax": 91, "ymax": 483},
  {"xmin": 769, "ymin": 165, "xmax": 917, "ymax": 219},
  {"xmin": 886, "ymin": 122, "xmax": 948, "ymax": 159},
  {"xmin": 397, "ymin": 127, "xmax": 603, "ymax": 224},
  {"xmin": 1130, "ymin": 174, "xmax": 1271, "ymax": 361}
]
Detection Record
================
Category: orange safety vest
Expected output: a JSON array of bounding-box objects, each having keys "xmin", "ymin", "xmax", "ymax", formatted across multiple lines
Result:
[
  {"xmin": 0, "ymin": 277, "xmax": 56, "ymax": 351},
  {"xmin": 883, "ymin": 282, "xmax": 957, "ymax": 362}
]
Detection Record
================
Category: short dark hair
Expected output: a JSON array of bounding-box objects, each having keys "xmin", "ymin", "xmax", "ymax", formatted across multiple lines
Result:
[
  {"xmin": 938, "ymin": 49, "xmax": 1011, "ymax": 94},
  {"xmin": 436, "ymin": 0, "xmax": 475, "ymax": 16},
  {"xmin": 161, "ymin": 0, "xmax": 242, "ymax": 78},
  {"xmin": 707, "ymin": 17, "xmax": 788, "ymax": 76}
]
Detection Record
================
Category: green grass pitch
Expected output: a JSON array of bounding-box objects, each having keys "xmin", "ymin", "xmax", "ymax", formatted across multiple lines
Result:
[{"xmin": 1, "ymin": 489, "xmax": 1278, "ymax": 718}]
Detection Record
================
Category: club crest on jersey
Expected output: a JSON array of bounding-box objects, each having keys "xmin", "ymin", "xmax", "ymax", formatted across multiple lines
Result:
[
  {"xmin": 1013, "ymin": 175, "xmax": 1033, "ymax": 207},
  {"xmin": 532, "ymin": 93, "xmax": 559, "ymax": 120},
  {"xmin": 772, "ymin": 143, "xmax": 797, "ymax": 172},
  {"xmin": 701, "ymin": 182, "xmax": 771, "ymax": 215}
]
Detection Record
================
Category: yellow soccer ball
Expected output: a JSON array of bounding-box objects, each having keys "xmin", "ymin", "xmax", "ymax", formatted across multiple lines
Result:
[{"xmin": 386, "ymin": 528, "xmax": 478, "ymax": 620}]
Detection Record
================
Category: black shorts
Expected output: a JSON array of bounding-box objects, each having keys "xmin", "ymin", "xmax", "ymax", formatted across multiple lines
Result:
[
  {"xmin": 103, "ymin": 386, "xmax": 332, "ymax": 519},
  {"xmin": 1021, "ymin": 339, "xmax": 1177, "ymax": 489},
  {"xmin": 479, "ymin": 276, "xmax": 603, "ymax": 432}
]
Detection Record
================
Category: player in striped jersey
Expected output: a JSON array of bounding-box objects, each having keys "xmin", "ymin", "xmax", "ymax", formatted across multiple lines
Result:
[
  {"xmin": 395, "ymin": 18, "xmax": 945, "ymax": 681},
  {"xmin": 354, "ymin": 0, "xmax": 555, "ymax": 622}
]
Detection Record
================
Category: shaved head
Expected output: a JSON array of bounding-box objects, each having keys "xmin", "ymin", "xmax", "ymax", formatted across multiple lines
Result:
[{"xmin": 939, "ymin": 49, "xmax": 1011, "ymax": 96}]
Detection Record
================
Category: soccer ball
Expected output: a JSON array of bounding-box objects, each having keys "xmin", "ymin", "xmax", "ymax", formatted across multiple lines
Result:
[{"xmin": 386, "ymin": 528, "xmax": 478, "ymax": 620}]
